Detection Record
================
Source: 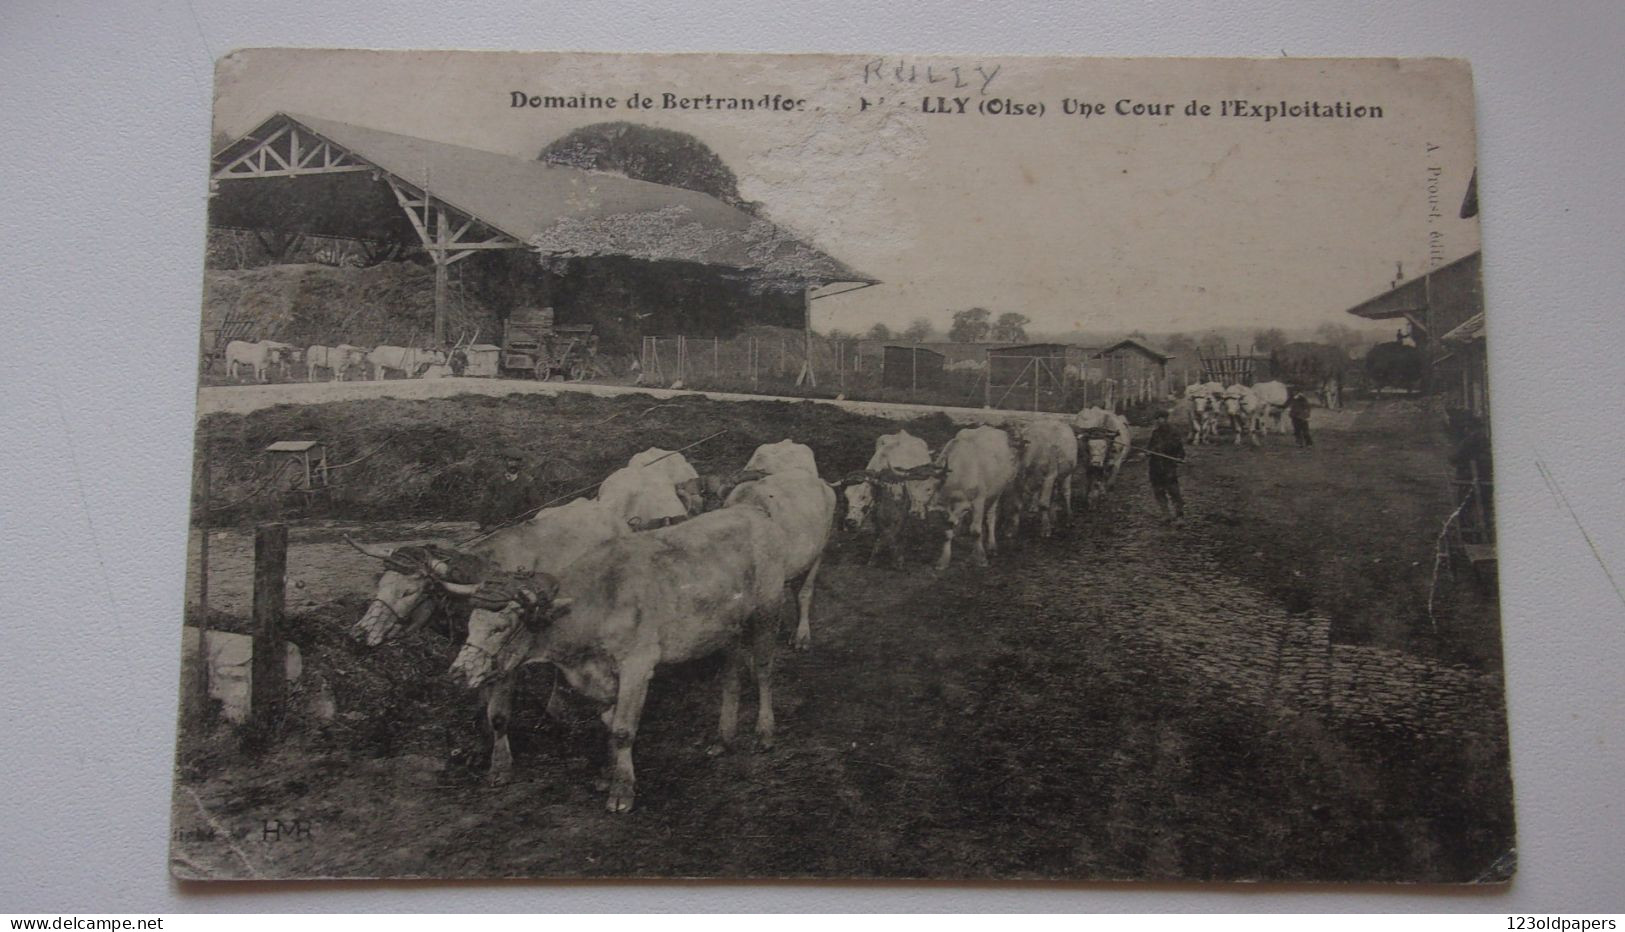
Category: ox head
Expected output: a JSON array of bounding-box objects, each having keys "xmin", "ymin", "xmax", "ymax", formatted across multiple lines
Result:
[
  {"xmin": 345, "ymin": 536, "xmax": 484, "ymax": 647},
  {"xmin": 445, "ymin": 573, "xmax": 568, "ymax": 689},
  {"xmin": 834, "ymin": 464, "xmax": 945, "ymax": 532},
  {"xmin": 1220, "ymin": 391, "xmax": 1245, "ymax": 416}
]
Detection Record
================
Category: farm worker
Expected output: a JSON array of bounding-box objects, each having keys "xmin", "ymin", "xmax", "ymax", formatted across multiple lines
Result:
[
  {"xmin": 1147, "ymin": 409, "xmax": 1186, "ymax": 522},
  {"xmin": 1288, "ymin": 392, "xmax": 1314, "ymax": 448},
  {"xmin": 476, "ymin": 450, "xmax": 542, "ymax": 530}
]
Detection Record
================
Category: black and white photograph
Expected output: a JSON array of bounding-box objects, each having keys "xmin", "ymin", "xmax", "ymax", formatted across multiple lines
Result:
[{"xmin": 168, "ymin": 50, "xmax": 1511, "ymax": 883}]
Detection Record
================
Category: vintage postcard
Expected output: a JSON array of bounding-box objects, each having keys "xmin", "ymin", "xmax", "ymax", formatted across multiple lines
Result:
[{"xmin": 172, "ymin": 50, "xmax": 1510, "ymax": 883}]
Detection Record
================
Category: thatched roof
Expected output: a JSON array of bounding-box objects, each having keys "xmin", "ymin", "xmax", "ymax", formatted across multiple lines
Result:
[{"xmin": 211, "ymin": 112, "xmax": 875, "ymax": 289}]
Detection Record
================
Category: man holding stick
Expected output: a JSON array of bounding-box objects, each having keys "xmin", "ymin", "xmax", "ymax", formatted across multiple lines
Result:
[{"xmin": 1147, "ymin": 409, "xmax": 1186, "ymax": 523}]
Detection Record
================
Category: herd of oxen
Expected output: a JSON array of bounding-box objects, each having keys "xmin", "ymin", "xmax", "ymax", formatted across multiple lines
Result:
[
  {"xmin": 1179, "ymin": 379, "xmax": 1299, "ymax": 447},
  {"xmin": 222, "ymin": 339, "xmax": 451, "ymax": 382},
  {"xmin": 335, "ymin": 404, "xmax": 1156, "ymax": 813}
]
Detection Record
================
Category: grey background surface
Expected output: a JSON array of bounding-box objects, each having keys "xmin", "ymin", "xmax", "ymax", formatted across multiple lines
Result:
[{"xmin": 3, "ymin": 0, "xmax": 1622, "ymax": 913}]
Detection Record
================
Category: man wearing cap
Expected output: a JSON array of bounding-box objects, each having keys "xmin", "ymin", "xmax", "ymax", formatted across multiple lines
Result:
[
  {"xmin": 1147, "ymin": 408, "xmax": 1186, "ymax": 523},
  {"xmin": 476, "ymin": 450, "xmax": 542, "ymax": 530},
  {"xmin": 1288, "ymin": 391, "xmax": 1314, "ymax": 448}
]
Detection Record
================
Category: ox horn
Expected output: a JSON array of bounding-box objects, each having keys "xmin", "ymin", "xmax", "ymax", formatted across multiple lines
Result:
[
  {"xmin": 344, "ymin": 535, "xmax": 396, "ymax": 561},
  {"xmin": 439, "ymin": 580, "xmax": 481, "ymax": 597}
]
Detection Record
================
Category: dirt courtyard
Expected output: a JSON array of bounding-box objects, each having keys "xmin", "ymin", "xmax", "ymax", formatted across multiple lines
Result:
[{"xmin": 172, "ymin": 394, "xmax": 1511, "ymax": 883}]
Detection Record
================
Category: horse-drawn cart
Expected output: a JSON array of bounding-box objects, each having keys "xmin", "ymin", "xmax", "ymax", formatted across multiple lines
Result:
[{"xmin": 497, "ymin": 307, "xmax": 596, "ymax": 381}]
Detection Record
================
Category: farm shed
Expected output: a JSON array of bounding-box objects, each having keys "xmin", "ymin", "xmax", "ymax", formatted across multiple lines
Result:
[
  {"xmin": 1344, "ymin": 250, "xmax": 1483, "ymax": 396},
  {"xmin": 985, "ymin": 343, "xmax": 1070, "ymax": 411},
  {"xmin": 1094, "ymin": 338, "xmax": 1174, "ymax": 398},
  {"xmin": 209, "ymin": 112, "xmax": 875, "ymax": 345},
  {"xmin": 880, "ymin": 345, "xmax": 945, "ymax": 389}
]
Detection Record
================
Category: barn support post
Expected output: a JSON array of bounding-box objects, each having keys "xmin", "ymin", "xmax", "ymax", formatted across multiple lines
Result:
[
  {"xmin": 432, "ymin": 236, "xmax": 448, "ymax": 345},
  {"xmin": 911, "ymin": 344, "xmax": 918, "ymax": 393},
  {"xmin": 251, "ymin": 522, "xmax": 288, "ymax": 732},
  {"xmin": 714, "ymin": 337, "xmax": 720, "ymax": 379}
]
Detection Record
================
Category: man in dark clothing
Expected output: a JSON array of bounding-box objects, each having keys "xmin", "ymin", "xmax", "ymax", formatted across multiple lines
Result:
[
  {"xmin": 1288, "ymin": 391, "xmax": 1314, "ymax": 448},
  {"xmin": 476, "ymin": 451, "xmax": 542, "ymax": 530},
  {"xmin": 1147, "ymin": 409, "xmax": 1186, "ymax": 522}
]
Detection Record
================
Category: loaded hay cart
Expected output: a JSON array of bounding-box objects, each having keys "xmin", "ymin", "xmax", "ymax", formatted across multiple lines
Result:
[{"xmin": 498, "ymin": 307, "xmax": 596, "ymax": 382}]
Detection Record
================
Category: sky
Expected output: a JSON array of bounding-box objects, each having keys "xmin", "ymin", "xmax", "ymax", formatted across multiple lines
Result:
[{"xmin": 214, "ymin": 51, "xmax": 1482, "ymax": 340}]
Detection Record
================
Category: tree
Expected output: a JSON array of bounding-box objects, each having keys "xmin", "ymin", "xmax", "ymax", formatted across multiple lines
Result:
[
  {"xmin": 948, "ymin": 307, "xmax": 993, "ymax": 343},
  {"xmin": 1163, "ymin": 332, "xmax": 1197, "ymax": 358},
  {"xmin": 1253, "ymin": 327, "xmax": 1290, "ymax": 354},
  {"xmin": 990, "ymin": 312, "xmax": 1030, "ymax": 343},
  {"xmin": 866, "ymin": 322, "xmax": 893, "ymax": 341},
  {"xmin": 538, "ymin": 122, "xmax": 754, "ymax": 212},
  {"xmin": 902, "ymin": 318, "xmax": 935, "ymax": 342},
  {"xmin": 1315, "ymin": 321, "xmax": 1363, "ymax": 352},
  {"xmin": 1197, "ymin": 332, "xmax": 1231, "ymax": 358}
]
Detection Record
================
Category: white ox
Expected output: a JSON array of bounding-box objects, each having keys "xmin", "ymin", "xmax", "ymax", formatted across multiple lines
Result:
[
  {"xmin": 447, "ymin": 503, "xmax": 790, "ymax": 812},
  {"xmin": 1251, "ymin": 380, "xmax": 1292, "ymax": 434},
  {"xmin": 625, "ymin": 447, "xmax": 705, "ymax": 515},
  {"xmin": 927, "ymin": 425, "xmax": 1020, "ymax": 570},
  {"xmin": 1075, "ymin": 406, "xmax": 1132, "ymax": 502},
  {"xmin": 306, "ymin": 343, "xmax": 366, "ymax": 382},
  {"xmin": 346, "ymin": 497, "xmax": 627, "ymax": 782},
  {"xmin": 1184, "ymin": 383, "xmax": 1218, "ymax": 444},
  {"xmin": 1221, "ymin": 384, "xmax": 1265, "ymax": 446},
  {"xmin": 835, "ymin": 430, "xmax": 937, "ymax": 567},
  {"xmin": 367, "ymin": 345, "xmax": 447, "ymax": 380},
  {"xmin": 1007, "ymin": 418, "xmax": 1078, "ymax": 539},
  {"xmin": 743, "ymin": 439, "xmax": 820, "ymax": 477},
  {"xmin": 224, "ymin": 340, "xmax": 298, "ymax": 382},
  {"xmin": 598, "ymin": 450, "xmax": 703, "ymax": 530},
  {"xmin": 724, "ymin": 463, "xmax": 835, "ymax": 651}
]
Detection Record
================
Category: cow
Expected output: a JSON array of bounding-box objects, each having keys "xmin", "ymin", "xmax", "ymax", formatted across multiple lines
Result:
[
  {"xmin": 367, "ymin": 345, "xmax": 447, "ymax": 380},
  {"xmin": 1075, "ymin": 406, "xmax": 1132, "ymax": 504},
  {"xmin": 1221, "ymin": 384, "xmax": 1264, "ymax": 446},
  {"xmin": 264, "ymin": 341, "xmax": 301, "ymax": 379},
  {"xmin": 834, "ymin": 430, "xmax": 938, "ymax": 567},
  {"xmin": 445, "ymin": 503, "xmax": 790, "ymax": 812},
  {"xmin": 1250, "ymin": 380, "xmax": 1292, "ymax": 434},
  {"xmin": 1184, "ymin": 383, "xmax": 1218, "ymax": 444},
  {"xmin": 346, "ymin": 497, "xmax": 626, "ymax": 782},
  {"xmin": 306, "ymin": 343, "xmax": 365, "ymax": 382},
  {"xmin": 598, "ymin": 462, "xmax": 691, "ymax": 530},
  {"xmin": 926, "ymin": 425, "xmax": 1019, "ymax": 570},
  {"xmin": 625, "ymin": 448, "xmax": 705, "ymax": 515},
  {"xmin": 742, "ymin": 439, "xmax": 820, "ymax": 477},
  {"xmin": 721, "ymin": 458, "xmax": 833, "ymax": 646},
  {"xmin": 224, "ymin": 340, "xmax": 297, "ymax": 382},
  {"xmin": 1006, "ymin": 418, "xmax": 1077, "ymax": 539}
]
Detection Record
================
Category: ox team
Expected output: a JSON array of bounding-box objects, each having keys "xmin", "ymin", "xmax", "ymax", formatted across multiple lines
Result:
[
  {"xmin": 342, "ymin": 396, "xmax": 1296, "ymax": 813},
  {"xmin": 220, "ymin": 339, "xmax": 450, "ymax": 382}
]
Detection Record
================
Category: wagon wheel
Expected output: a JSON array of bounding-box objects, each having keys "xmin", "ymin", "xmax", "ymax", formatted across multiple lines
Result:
[
  {"xmin": 568, "ymin": 360, "xmax": 587, "ymax": 382},
  {"xmin": 534, "ymin": 360, "xmax": 554, "ymax": 381},
  {"xmin": 449, "ymin": 350, "xmax": 467, "ymax": 377}
]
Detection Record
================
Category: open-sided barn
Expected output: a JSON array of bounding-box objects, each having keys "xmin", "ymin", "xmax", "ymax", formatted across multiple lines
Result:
[{"xmin": 208, "ymin": 112, "xmax": 875, "ymax": 349}]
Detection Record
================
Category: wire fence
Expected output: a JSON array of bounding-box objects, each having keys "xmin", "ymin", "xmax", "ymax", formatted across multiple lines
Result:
[{"xmin": 640, "ymin": 334, "xmax": 1209, "ymax": 414}]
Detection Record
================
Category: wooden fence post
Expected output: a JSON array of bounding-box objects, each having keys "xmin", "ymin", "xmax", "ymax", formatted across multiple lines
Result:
[
  {"xmin": 713, "ymin": 336, "xmax": 720, "ymax": 379},
  {"xmin": 251, "ymin": 522, "xmax": 288, "ymax": 731}
]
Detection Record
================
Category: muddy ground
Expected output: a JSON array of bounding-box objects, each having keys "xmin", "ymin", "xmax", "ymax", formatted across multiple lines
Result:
[{"xmin": 171, "ymin": 394, "xmax": 1511, "ymax": 883}]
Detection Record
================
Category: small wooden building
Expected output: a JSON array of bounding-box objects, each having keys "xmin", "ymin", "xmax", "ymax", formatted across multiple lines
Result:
[
  {"xmin": 881, "ymin": 344, "xmax": 945, "ymax": 389},
  {"xmin": 1093, "ymin": 338, "xmax": 1174, "ymax": 400}
]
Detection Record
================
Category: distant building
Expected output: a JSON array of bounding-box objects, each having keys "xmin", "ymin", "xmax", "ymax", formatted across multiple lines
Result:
[
  {"xmin": 1092, "ymin": 338, "xmax": 1174, "ymax": 398},
  {"xmin": 880, "ymin": 344, "xmax": 945, "ymax": 389}
]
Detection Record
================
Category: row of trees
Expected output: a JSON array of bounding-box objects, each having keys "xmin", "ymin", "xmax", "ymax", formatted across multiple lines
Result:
[
  {"xmin": 827, "ymin": 308, "xmax": 1032, "ymax": 345},
  {"xmin": 828, "ymin": 311, "xmax": 1364, "ymax": 356}
]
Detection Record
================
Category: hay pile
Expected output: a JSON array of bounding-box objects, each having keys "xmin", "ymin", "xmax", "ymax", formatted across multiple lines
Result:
[
  {"xmin": 193, "ymin": 391, "xmax": 961, "ymax": 526},
  {"xmin": 200, "ymin": 262, "xmax": 502, "ymax": 348}
]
